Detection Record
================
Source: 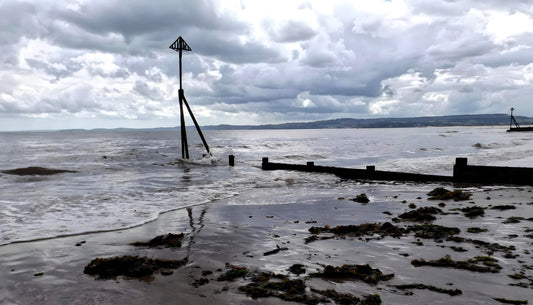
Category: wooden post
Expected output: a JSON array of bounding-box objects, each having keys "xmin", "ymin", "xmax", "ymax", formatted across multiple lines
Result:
[
  {"xmin": 262, "ymin": 157, "xmax": 269, "ymax": 169},
  {"xmin": 453, "ymin": 157, "xmax": 468, "ymax": 180},
  {"xmin": 229, "ymin": 155, "xmax": 235, "ymax": 166}
]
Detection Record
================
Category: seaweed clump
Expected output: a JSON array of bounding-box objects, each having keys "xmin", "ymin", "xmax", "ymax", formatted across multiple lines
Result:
[
  {"xmin": 217, "ymin": 264, "xmax": 249, "ymax": 281},
  {"xmin": 460, "ymin": 206, "xmax": 485, "ymax": 218},
  {"xmin": 308, "ymin": 222, "xmax": 405, "ymax": 242},
  {"xmin": 393, "ymin": 283, "xmax": 462, "ymax": 296},
  {"xmin": 490, "ymin": 205, "xmax": 516, "ymax": 210},
  {"xmin": 314, "ymin": 264, "xmax": 394, "ymax": 284},
  {"xmin": 351, "ymin": 193, "xmax": 370, "ymax": 203},
  {"xmin": 288, "ymin": 264, "xmax": 306, "ymax": 275},
  {"xmin": 411, "ymin": 255, "xmax": 502, "ymax": 273},
  {"xmin": 407, "ymin": 224, "xmax": 460, "ymax": 240},
  {"xmin": 493, "ymin": 298, "xmax": 528, "ymax": 304},
  {"xmin": 84, "ymin": 255, "xmax": 187, "ymax": 279},
  {"xmin": 131, "ymin": 233, "xmax": 185, "ymax": 248},
  {"xmin": 427, "ymin": 187, "xmax": 471, "ymax": 201},
  {"xmin": 312, "ymin": 289, "xmax": 382, "ymax": 305},
  {"xmin": 396, "ymin": 207, "xmax": 443, "ymax": 222},
  {"xmin": 239, "ymin": 270, "xmax": 382, "ymax": 305},
  {"xmin": 239, "ymin": 278, "xmax": 328, "ymax": 305},
  {"xmin": 307, "ymin": 223, "xmax": 460, "ymax": 243},
  {"xmin": 467, "ymin": 227, "xmax": 488, "ymax": 234}
]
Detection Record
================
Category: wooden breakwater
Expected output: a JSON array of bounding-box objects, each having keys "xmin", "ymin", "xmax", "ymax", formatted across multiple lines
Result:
[{"xmin": 261, "ymin": 157, "xmax": 533, "ymax": 186}]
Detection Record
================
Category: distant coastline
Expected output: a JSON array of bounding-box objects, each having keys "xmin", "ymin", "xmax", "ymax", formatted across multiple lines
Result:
[
  {"xmin": 98, "ymin": 113, "xmax": 532, "ymax": 132},
  {"xmin": 202, "ymin": 113, "xmax": 533, "ymax": 130},
  {"xmin": 18, "ymin": 113, "xmax": 531, "ymax": 132}
]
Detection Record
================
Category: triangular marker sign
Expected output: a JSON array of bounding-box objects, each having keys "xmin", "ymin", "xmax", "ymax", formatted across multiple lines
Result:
[{"xmin": 169, "ymin": 36, "xmax": 191, "ymax": 52}]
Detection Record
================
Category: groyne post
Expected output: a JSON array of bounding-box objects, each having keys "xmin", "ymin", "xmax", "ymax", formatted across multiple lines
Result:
[
  {"xmin": 453, "ymin": 157, "xmax": 468, "ymax": 180},
  {"xmin": 229, "ymin": 155, "xmax": 235, "ymax": 166},
  {"xmin": 262, "ymin": 157, "xmax": 269, "ymax": 169}
]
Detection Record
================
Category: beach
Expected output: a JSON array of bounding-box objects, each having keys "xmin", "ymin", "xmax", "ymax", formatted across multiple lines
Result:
[{"xmin": 1, "ymin": 178, "xmax": 531, "ymax": 305}]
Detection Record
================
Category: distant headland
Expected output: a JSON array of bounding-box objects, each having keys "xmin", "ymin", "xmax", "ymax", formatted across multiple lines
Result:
[
  {"xmin": 59, "ymin": 113, "xmax": 532, "ymax": 132},
  {"xmin": 201, "ymin": 113, "xmax": 533, "ymax": 130}
]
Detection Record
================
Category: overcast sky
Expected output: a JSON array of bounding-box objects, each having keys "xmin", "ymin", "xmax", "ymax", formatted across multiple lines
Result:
[{"xmin": 1, "ymin": 0, "xmax": 533, "ymax": 131}]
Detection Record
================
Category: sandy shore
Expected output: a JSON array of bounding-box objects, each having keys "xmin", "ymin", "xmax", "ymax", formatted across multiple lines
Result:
[{"xmin": 0, "ymin": 180, "xmax": 532, "ymax": 305}]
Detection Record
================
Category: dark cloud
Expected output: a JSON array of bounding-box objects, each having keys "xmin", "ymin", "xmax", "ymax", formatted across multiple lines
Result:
[{"xmin": 269, "ymin": 20, "xmax": 317, "ymax": 42}]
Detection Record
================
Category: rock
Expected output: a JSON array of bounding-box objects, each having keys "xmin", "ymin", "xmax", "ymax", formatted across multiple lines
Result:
[{"xmin": 2, "ymin": 167, "xmax": 76, "ymax": 176}]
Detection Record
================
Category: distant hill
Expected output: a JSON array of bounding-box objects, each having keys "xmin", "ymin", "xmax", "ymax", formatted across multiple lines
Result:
[{"xmin": 203, "ymin": 113, "xmax": 533, "ymax": 130}]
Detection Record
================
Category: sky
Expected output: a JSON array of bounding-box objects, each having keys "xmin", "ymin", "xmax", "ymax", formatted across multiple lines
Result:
[{"xmin": 1, "ymin": 0, "xmax": 533, "ymax": 131}]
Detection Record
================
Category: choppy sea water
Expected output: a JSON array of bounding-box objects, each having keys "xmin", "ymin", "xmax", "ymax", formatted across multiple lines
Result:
[{"xmin": 1, "ymin": 126, "xmax": 532, "ymax": 245}]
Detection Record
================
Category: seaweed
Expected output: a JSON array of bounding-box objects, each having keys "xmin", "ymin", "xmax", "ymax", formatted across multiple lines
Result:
[
  {"xmin": 239, "ymin": 279, "xmax": 328, "ymax": 305},
  {"xmin": 351, "ymin": 193, "xmax": 370, "ymax": 203},
  {"xmin": 493, "ymin": 298, "xmax": 528, "ymax": 304},
  {"xmin": 446, "ymin": 236, "xmax": 515, "ymax": 255},
  {"xmin": 131, "ymin": 233, "xmax": 184, "ymax": 248},
  {"xmin": 313, "ymin": 289, "xmax": 382, "ymax": 305},
  {"xmin": 428, "ymin": 188, "xmax": 472, "ymax": 201},
  {"xmin": 308, "ymin": 222, "xmax": 405, "ymax": 240},
  {"xmin": 490, "ymin": 205, "xmax": 516, "ymax": 210},
  {"xmin": 407, "ymin": 224, "xmax": 460, "ymax": 240},
  {"xmin": 288, "ymin": 264, "xmax": 306, "ymax": 275},
  {"xmin": 239, "ymin": 273, "xmax": 383, "ymax": 305},
  {"xmin": 84, "ymin": 255, "xmax": 187, "ymax": 279},
  {"xmin": 467, "ymin": 227, "xmax": 488, "ymax": 233},
  {"xmin": 264, "ymin": 245, "xmax": 289, "ymax": 256},
  {"xmin": 307, "ymin": 223, "xmax": 460, "ymax": 243},
  {"xmin": 393, "ymin": 283, "xmax": 462, "ymax": 296},
  {"xmin": 217, "ymin": 264, "xmax": 249, "ymax": 281},
  {"xmin": 397, "ymin": 207, "xmax": 443, "ymax": 222},
  {"xmin": 460, "ymin": 206, "xmax": 485, "ymax": 218},
  {"xmin": 411, "ymin": 255, "xmax": 502, "ymax": 273},
  {"xmin": 504, "ymin": 217, "xmax": 524, "ymax": 224},
  {"xmin": 314, "ymin": 264, "xmax": 394, "ymax": 284}
]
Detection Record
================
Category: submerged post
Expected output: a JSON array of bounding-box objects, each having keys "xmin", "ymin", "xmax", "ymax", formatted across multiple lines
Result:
[{"xmin": 169, "ymin": 36, "xmax": 211, "ymax": 159}]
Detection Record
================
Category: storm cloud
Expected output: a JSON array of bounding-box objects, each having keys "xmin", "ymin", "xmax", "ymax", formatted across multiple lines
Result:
[{"xmin": 1, "ymin": 0, "xmax": 533, "ymax": 130}]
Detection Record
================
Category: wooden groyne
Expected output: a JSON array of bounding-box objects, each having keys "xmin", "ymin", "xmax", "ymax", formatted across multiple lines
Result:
[{"xmin": 262, "ymin": 157, "xmax": 533, "ymax": 186}]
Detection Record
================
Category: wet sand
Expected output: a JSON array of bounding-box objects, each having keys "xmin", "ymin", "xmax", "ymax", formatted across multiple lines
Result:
[{"xmin": 0, "ymin": 181, "xmax": 532, "ymax": 305}]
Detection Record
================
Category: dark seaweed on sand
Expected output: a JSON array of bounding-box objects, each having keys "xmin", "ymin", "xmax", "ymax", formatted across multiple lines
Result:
[
  {"xmin": 131, "ymin": 233, "xmax": 185, "ymax": 248},
  {"xmin": 84, "ymin": 255, "xmax": 187, "ymax": 279},
  {"xmin": 217, "ymin": 264, "xmax": 249, "ymax": 281},
  {"xmin": 238, "ymin": 269, "xmax": 383, "ymax": 305},
  {"xmin": 313, "ymin": 264, "xmax": 394, "ymax": 284},
  {"xmin": 393, "ymin": 283, "xmax": 462, "ymax": 296},
  {"xmin": 411, "ymin": 255, "xmax": 502, "ymax": 273},
  {"xmin": 427, "ymin": 187, "xmax": 472, "ymax": 201},
  {"xmin": 460, "ymin": 206, "xmax": 485, "ymax": 218},
  {"xmin": 396, "ymin": 207, "xmax": 444, "ymax": 222},
  {"xmin": 307, "ymin": 222, "xmax": 460, "ymax": 243}
]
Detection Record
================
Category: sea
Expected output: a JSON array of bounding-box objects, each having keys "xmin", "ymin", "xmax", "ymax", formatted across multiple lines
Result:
[{"xmin": 1, "ymin": 126, "xmax": 532, "ymax": 246}]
